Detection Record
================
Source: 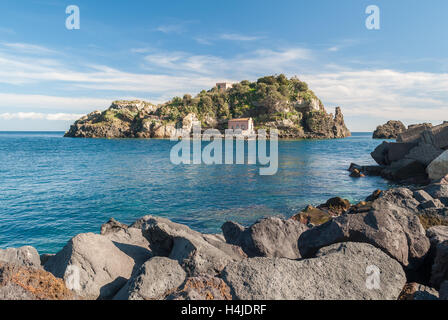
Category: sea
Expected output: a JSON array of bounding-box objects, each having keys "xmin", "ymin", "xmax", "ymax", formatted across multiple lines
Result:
[{"xmin": 0, "ymin": 131, "xmax": 398, "ymax": 253}]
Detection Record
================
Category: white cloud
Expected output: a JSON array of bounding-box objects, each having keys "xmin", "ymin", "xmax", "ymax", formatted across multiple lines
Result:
[
  {"xmin": 0, "ymin": 93, "xmax": 111, "ymax": 111},
  {"xmin": 0, "ymin": 112, "xmax": 84, "ymax": 121}
]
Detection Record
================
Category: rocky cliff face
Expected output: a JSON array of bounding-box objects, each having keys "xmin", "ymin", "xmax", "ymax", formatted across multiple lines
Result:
[{"xmin": 65, "ymin": 75, "xmax": 351, "ymax": 139}]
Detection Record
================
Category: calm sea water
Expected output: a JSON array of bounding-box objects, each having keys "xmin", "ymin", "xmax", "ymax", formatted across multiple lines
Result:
[{"xmin": 0, "ymin": 131, "xmax": 397, "ymax": 253}]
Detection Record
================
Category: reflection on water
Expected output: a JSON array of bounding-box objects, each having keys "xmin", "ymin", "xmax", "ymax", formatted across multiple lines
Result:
[{"xmin": 0, "ymin": 131, "xmax": 397, "ymax": 253}]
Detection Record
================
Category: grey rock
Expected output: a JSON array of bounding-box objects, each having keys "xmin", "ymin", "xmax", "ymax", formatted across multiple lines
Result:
[
  {"xmin": 134, "ymin": 216, "xmax": 246, "ymax": 276},
  {"xmin": 413, "ymin": 190, "xmax": 434, "ymax": 203},
  {"xmin": 44, "ymin": 232, "xmax": 152, "ymax": 299},
  {"xmin": 440, "ymin": 281, "xmax": 448, "ymax": 300},
  {"xmin": 114, "ymin": 257, "xmax": 186, "ymax": 300},
  {"xmin": 298, "ymin": 188, "xmax": 430, "ymax": 270},
  {"xmin": 427, "ymin": 226, "xmax": 448, "ymax": 246},
  {"xmin": 430, "ymin": 240, "xmax": 448, "ymax": 288},
  {"xmin": 100, "ymin": 218, "xmax": 153, "ymax": 253},
  {"xmin": 372, "ymin": 120, "xmax": 406, "ymax": 139},
  {"xmin": 419, "ymin": 199, "xmax": 444, "ymax": 210},
  {"xmin": 0, "ymin": 246, "xmax": 41, "ymax": 269},
  {"xmin": 424, "ymin": 183, "xmax": 448, "ymax": 205},
  {"xmin": 405, "ymin": 142, "xmax": 443, "ymax": 166},
  {"xmin": 0, "ymin": 283, "xmax": 36, "ymax": 300},
  {"xmin": 222, "ymin": 242, "xmax": 406, "ymax": 300},
  {"xmin": 222, "ymin": 217, "xmax": 308, "ymax": 259},
  {"xmin": 427, "ymin": 150, "xmax": 448, "ymax": 181},
  {"xmin": 397, "ymin": 123, "xmax": 432, "ymax": 143},
  {"xmin": 167, "ymin": 275, "xmax": 232, "ymax": 300}
]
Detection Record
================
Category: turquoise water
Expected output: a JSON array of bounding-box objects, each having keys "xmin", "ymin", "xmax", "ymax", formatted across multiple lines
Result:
[{"xmin": 0, "ymin": 132, "xmax": 397, "ymax": 254}]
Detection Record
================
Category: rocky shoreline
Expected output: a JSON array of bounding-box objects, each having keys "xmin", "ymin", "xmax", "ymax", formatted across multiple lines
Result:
[
  {"xmin": 1, "ymin": 176, "xmax": 448, "ymax": 300},
  {"xmin": 350, "ymin": 122, "xmax": 448, "ymax": 184}
]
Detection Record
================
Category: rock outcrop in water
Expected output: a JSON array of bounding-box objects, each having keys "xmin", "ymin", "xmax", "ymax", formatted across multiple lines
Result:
[
  {"xmin": 3, "ymin": 177, "xmax": 448, "ymax": 300},
  {"xmin": 64, "ymin": 75, "xmax": 351, "ymax": 139},
  {"xmin": 350, "ymin": 122, "xmax": 448, "ymax": 184},
  {"xmin": 373, "ymin": 120, "xmax": 406, "ymax": 139}
]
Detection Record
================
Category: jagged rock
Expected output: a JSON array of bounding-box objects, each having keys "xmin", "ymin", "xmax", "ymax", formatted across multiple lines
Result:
[
  {"xmin": 373, "ymin": 120, "xmax": 406, "ymax": 139},
  {"xmin": 298, "ymin": 188, "xmax": 430, "ymax": 270},
  {"xmin": 0, "ymin": 262, "xmax": 73, "ymax": 300},
  {"xmin": 221, "ymin": 217, "xmax": 308, "ymax": 259},
  {"xmin": 427, "ymin": 150, "xmax": 448, "ymax": 181},
  {"xmin": 440, "ymin": 281, "xmax": 448, "ymax": 300},
  {"xmin": 398, "ymin": 282, "xmax": 439, "ymax": 300},
  {"xmin": 222, "ymin": 242, "xmax": 406, "ymax": 300},
  {"xmin": 167, "ymin": 275, "xmax": 232, "ymax": 300},
  {"xmin": 0, "ymin": 246, "xmax": 41, "ymax": 269},
  {"xmin": 133, "ymin": 216, "xmax": 246, "ymax": 276},
  {"xmin": 44, "ymin": 232, "xmax": 152, "ymax": 299},
  {"xmin": 430, "ymin": 240, "xmax": 448, "ymax": 288},
  {"xmin": 114, "ymin": 257, "xmax": 186, "ymax": 300}
]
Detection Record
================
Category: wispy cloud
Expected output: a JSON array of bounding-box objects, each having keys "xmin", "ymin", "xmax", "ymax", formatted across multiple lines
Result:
[
  {"xmin": 219, "ymin": 33, "xmax": 264, "ymax": 41},
  {"xmin": 1, "ymin": 42, "xmax": 56, "ymax": 54}
]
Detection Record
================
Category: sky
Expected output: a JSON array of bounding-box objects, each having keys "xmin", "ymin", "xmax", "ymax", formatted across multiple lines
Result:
[{"xmin": 0, "ymin": 0, "xmax": 447, "ymax": 132}]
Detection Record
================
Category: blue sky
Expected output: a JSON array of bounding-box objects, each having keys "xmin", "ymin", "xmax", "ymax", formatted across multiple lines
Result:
[{"xmin": 0, "ymin": 0, "xmax": 447, "ymax": 131}]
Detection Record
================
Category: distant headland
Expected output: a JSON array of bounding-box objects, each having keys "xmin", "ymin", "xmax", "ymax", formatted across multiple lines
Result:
[{"xmin": 64, "ymin": 74, "xmax": 351, "ymax": 139}]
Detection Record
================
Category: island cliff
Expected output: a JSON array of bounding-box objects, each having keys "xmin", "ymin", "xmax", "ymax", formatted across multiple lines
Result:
[{"xmin": 64, "ymin": 74, "xmax": 351, "ymax": 139}]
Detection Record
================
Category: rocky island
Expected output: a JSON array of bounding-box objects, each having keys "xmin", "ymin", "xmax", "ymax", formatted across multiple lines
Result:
[{"xmin": 64, "ymin": 75, "xmax": 350, "ymax": 139}]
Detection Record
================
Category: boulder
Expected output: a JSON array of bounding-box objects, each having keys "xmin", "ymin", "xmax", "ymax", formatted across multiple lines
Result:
[
  {"xmin": 133, "ymin": 216, "xmax": 246, "ymax": 276},
  {"xmin": 398, "ymin": 282, "xmax": 439, "ymax": 300},
  {"xmin": 167, "ymin": 275, "xmax": 232, "ymax": 300},
  {"xmin": 424, "ymin": 183, "xmax": 448, "ymax": 205},
  {"xmin": 440, "ymin": 281, "xmax": 448, "ymax": 300},
  {"xmin": 44, "ymin": 232, "xmax": 152, "ymax": 299},
  {"xmin": 427, "ymin": 150, "xmax": 448, "ymax": 181},
  {"xmin": 397, "ymin": 123, "xmax": 433, "ymax": 143},
  {"xmin": 298, "ymin": 188, "xmax": 430, "ymax": 270},
  {"xmin": 427, "ymin": 226, "xmax": 448, "ymax": 246},
  {"xmin": 221, "ymin": 217, "xmax": 308, "ymax": 259},
  {"xmin": 114, "ymin": 257, "xmax": 186, "ymax": 300},
  {"xmin": 0, "ymin": 246, "xmax": 41, "ymax": 269},
  {"xmin": 430, "ymin": 240, "xmax": 448, "ymax": 288},
  {"xmin": 405, "ymin": 142, "xmax": 443, "ymax": 166},
  {"xmin": 373, "ymin": 120, "xmax": 406, "ymax": 139},
  {"xmin": 0, "ymin": 262, "xmax": 73, "ymax": 300},
  {"xmin": 371, "ymin": 141, "xmax": 389, "ymax": 166},
  {"xmin": 222, "ymin": 242, "xmax": 406, "ymax": 300}
]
